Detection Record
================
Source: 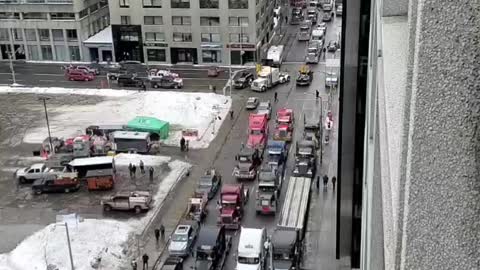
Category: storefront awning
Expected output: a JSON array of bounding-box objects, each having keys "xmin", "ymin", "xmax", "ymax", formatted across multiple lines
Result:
[{"xmin": 83, "ymin": 26, "xmax": 113, "ymax": 48}]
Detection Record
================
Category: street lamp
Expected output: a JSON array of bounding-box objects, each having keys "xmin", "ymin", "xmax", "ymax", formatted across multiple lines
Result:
[
  {"xmin": 38, "ymin": 97, "xmax": 54, "ymax": 155},
  {"xmin": 56, "ymin": 222, "xmax": 75, "ymax": 270}
]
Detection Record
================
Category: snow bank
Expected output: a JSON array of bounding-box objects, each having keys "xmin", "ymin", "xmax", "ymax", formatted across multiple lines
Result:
[
  {"xmin": 0, "ymin": 86, "xmax": 231, "ymax": 149},
  {"xmin": 114, "ymin": 153, "xmax": 171, "ymax": 167},
  {"xmin": 0, "ymin": 158, "xmax": 191, "ymax": 270}
]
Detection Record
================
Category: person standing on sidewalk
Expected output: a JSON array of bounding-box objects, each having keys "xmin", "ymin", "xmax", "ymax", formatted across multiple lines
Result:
[
  {"xmin": 274, "ymin": 92, "xmax": 278, "ymax": 102},
  {"xmin": 139, "ymin": 160, "xmax": 145, "ymax": 174},
  {"xmin": 132, "ymin": 164, "xmax": 137, "ymax": 179},
  {"xmin": 160, "ymin": 224, "xmax": 165, "ymax": 241},
  {"xmin": 149, "ymin": 167, "xmax": 154, "ymax": 182},
  {"xmin": 316, "ymin": 89, "xmax": 319, "ymax": 99},
  {"xmin": 142, "ymin": 254, "xmax": 149, "ymax": 270},
  {"xmin": 128, "ymin": 163, "xmax": 133, "ymax": 178},
  {"xmin": 131, "ymin": 259, "xmax": 137, "ymax": 270},
  {"xmin": 323, "ymin": 175, "xmax": 329, "ymax": 189},
  {"xmin": 316, "ymin": 175, "xmax": 320, "ymax": 191},
  {"xmin": 332, "ymin": 176, "xmax": 337, "ymax": 190},
  {"xmin": 154, "ymin": 228, "xmax": 160, "ymax": 243}
]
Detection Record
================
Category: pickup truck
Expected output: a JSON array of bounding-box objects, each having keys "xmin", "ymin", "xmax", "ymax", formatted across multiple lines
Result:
[
  {"xmin": 32, "ymin": 175, "xmax": 80, "ymax": 195},
  {"xmin": 101, "ymin": 191, "xmax": 152, "ymax": 214},
  {"xmin": 15, "ymin": 163, "xmax": 77, "ymax": 184}
]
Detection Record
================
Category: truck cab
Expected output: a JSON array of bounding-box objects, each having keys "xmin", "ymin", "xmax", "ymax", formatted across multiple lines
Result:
[
  {"xmin": 256, "ymin": 165, "xmax": 281, "ymax": 215},
  {"xmin": 293, "ymin": 140, "xmax": 317, "ymax": 178},
  {"xmin": 296, "ymin": 65, "xmax": 314, "ymax": 86},
  {"xmin": 247, "ymin": 114, "xmax": 268, "ymax": 150},
  {"xmin": 194, "ymin": 226, "xmax": 232, "ymax": 270},
  {"xmin": 251, "ymin": 66, "xmax": 280, "ymax": 92},
  {"xmin": 266, "ymin": 140, "xmax": 288, "ymax": 173},
  {"xmin": 271, "ymin": 229, "xmax": 301, "ymax": 270},
  {"xmin": 233, "ymin": 148, "xmax": 262, "ymax": 180},
  {"xmin": 276, "ymin": 108, "xmax": 295, "ymax": 130},
  {"xmin": 298, "ymin": 21, "xmax": 313, "ymax": 41},
  {"xmin": 306, "ymin": 41, "xmax": 321, "ymax": 64},
  {"xmin": 237, "ymin": 227, "xmax": 268, "ymax": 270},
  {"xmin": 218, "ymin": 184, "xmax": 249, "ymax": 230},
  {"xmin": 186, "ymin": 194, "xmax": 208, "ymax": 222}
]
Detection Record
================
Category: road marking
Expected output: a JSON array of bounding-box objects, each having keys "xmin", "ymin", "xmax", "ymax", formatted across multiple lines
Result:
[
  {"xmin": 34, "ymin": 73, "xmax": 64, "ymax": 76},
  {"xmin": 39, "ymin": 79, "xmax": 56, "ymax": 82}
]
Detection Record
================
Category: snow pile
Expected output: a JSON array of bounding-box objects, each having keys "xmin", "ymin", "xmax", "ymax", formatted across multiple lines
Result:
[
  {"xmin": 0, "ymin": 86, "xmax": 231, "ymax": 149},
  {"xmin": 0, "ymin": 158, "xmax": 192, "ymax": 270},
  {"xmin": 114, "ymin": 153, "xmax": 171, "ymax": 167}
]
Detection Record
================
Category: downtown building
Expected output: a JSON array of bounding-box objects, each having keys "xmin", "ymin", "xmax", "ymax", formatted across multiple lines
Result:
[
  {"xmin": 337, "ymin": 0, "xmax": 479, "ymax": 269},
  {"xmin": 0, "ymin": 0, "xmax": 110, "ymax": 62},
  {"xmin": 108, "ymin": 0, "xmax": 276, "ymax": 65}
]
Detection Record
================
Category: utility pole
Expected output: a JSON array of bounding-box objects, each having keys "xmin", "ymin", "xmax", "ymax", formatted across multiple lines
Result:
[
  {"xmin": 7, "ymin": 29, "xmax": 17, "ymax": 85},
  {"xmin": 39, "ymin": 97, "xmax": 54, "ymax": 155},
  {"xmin": 64, "ymin": 222, "xmax": 75, "ymax": 270}
]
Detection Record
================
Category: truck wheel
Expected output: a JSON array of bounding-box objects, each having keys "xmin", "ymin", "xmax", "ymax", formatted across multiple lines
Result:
[
  {"xmin": 261, "ymin": 86, "xmax": 266, "ymax": 92},
  {"xmin": 153, "ymin": 84, "xmax": 159, "ymax": 89},
  {"xmin": 134, "ymin": 206, "xmax": 142, "ymax": 214},
  {"xmin": 64, "ymin": 188, "xmax": 70, "ymax": 193},
  {"xmin": 103, "ymin": 204, "xmax": 112, "ymax": 212},
  {"xmin": 19, "ymin": 177, "xmax": 26, "ymax": 184},
  {"xmin": 34, "ymin": 190, "xmax": 42, "ymax": 195}
]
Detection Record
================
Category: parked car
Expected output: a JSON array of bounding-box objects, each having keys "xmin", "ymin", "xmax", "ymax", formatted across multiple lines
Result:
[
  {"xmin": 66, "ymin": 69, "xmax": 95, "ymax": 81},
  {"xmin": 234, "ymin": 71, "xmax": 255, "ymax": 89},
  {"xmin": 195, "ymin": 169, "xmax": 222, "ymax": 200},
  {"xmin": 256, "ymin": 101, "xmax": 272, "ymax": 119},
  {"xmin": 336, "ymin": 4, "xmax": 343, "ymax": 16},
  {"xmin": 32, "ymin": 175, "xmax": 80, "ymax": 195},
  {"xmin": 326, "ymin": 72, "xmax": 338, "ymax": 88},
  {"xmin": 101, "ymin": 191, "xmax": 152, "ymax": 213},
  {"xmin": 327, "ymin": 40, "xmax": 339, "ymax": 52},
  {"xmin": 246, "ymin": 97, "xmax": 259, "ymax": 110},
  {"xmin": 117, "ymin": 74, "xmax": 144, "ymax": 87},
  {"xmin": 74, "ymin": 65, "xmax": 100, "ymax": 75},
  {"xmin": 279, "ymin": 72, "xmax": 291, "ymax": 83},
  {"xmin": 150, "ymin": 76, "xmax": 183, "ymax": 89},
  {"xmin": 168, "ymin": 220, "xmax": 200, "ymax": 257},
  {"xmin": 322, "ymin": 12, "xmax": 332, "ymax": 22}
]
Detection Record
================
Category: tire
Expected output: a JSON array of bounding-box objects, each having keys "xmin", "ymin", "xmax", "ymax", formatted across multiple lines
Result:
[
  {"xmin": 85, "ymin": 78, "xmax": 89, "ymax": 81},
  {"xmin": 134, "ymin": 206, "xmax": 142, "ymax": 214},
  {"xmin": 34, "ymin": 189, "xmax": 42, "ymax": 195},
  {"xmin": 280, "ymin": 78, "xmax": 285, "ymax": 84},
  {"xmin": 103, "ymin": 204, "xmax": 112, "ymax": 212},
  {"xmin": 69, "ymin": 78, "xmax": 74, "ymax": 81},
  {"xmin": 153, "ymin": 84, "xmax": 159, "ymax": 89},
  {"xmin": 19, "ymin": 177, "xmax": 26, "ymax": 184},
  {"xmin": 64, "ymin": 188, "xmax": 70, "ymax": 193},
  {"xmin": 174, "ymin": 84, "xmax": 178, "ymax": 89},
  {"xmin": 261, "ymin": 86, "xmax": 266, "ymax": 92}
]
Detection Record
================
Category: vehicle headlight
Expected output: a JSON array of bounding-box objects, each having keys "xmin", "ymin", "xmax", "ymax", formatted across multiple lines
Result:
[
  {"xmin": 294, "ymin": 168, "xmax": 299, "ymax": 173},
  {"xmin": 249, "ymin": 170, "xmax": 255, "ymax": 176}
]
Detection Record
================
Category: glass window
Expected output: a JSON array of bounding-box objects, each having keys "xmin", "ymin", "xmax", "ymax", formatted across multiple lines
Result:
[
  {"xmin": 120, "ymin": 32, "xmax": 139, "ymax": 41},
  {"xmin": 143, "ymin": 0, "xmax": 162, "ymax": 7},
  {"xmin": 172, "ymin": 16, "xmax": 191, "ymax": 25},
  {"xmin": 229, "ymin": 16, "xmax": 249, "ymax": 26},
  {"xmin": 145, "ymin": 32, "xmax": 165, "ymax": 41},
  {"xmin": 69, "ymin": 46, "xmax": 80, "ymax": 61},
  {"xmin": 12, "ymin": 29, "xmax": 22, "ymax": 41},
  {"xmin": 147, "ymin": 49, "xmax": 166, "ymax": 61},
  {"xmin": 23, "ymin": 12, "xmax": 48, "ymax": 20},
  {"xmin": 39, "ymin": 29, "xmax": 50, "ymax": 41},
  {"xmin": 200, "ymin": 0, "xmax": 218, "ymax": 8},
  {"xmin": 25, "ymin": 29, "xmax": 37, "ymax": 41},
  {"xmin": 172, "ymin": 32, "xmax": 192, "ymax": 42},
  {"xmin": 66, "ymin": 29, "xmax": 77, "ymax": 41},
  {"xmin": 79, "ymin": 8, "xmax": 89, "ymax": 19},
  {"xmin": 171, "ymin": 0, "xmax": 190, "ymax": 8},
  {"xmin": 0, "ymin": 12, "xmax": 20, "ymax": 20},
  {"xmin": 55, "ymin": 45, "xmax": 67, "ymax": 61},
  {"xmin": 52, "ymin": 29, "xmax": 64, "ymax": 41},
  {"xmin": 41, "ymin": 45, "xmax": 53, "ymax": 60},
  {"xmin": 50, "ymin": 13, "xmax": 75, "ymax": 20},
  {"xmin": 228, "ymin": 0, "xmax": 248, "ymax": 9},
  {"xmin": 0, "ymin": 29, "xmax": 8, "ymax": 41},
  {"xmin": 144, "ymin": 16, "xmax": 163, "ymax": 25},
  {"xmin": 229, "ymin": 33, "xmax": 249, "ymax": 43},
  {"xmin": 202, "ymin": 50, "xmax": 221, "ymax": 63},
  {"xmin": 27, "ymin": 45, "xmax": 40, "ymax": 60},
  {"xmin": 200, "ymin": 17, "xmax": 220, "ymax": 26},
  {"xmin": 201, "ymin": 33, "xmax": 220, "ymax": 43},
  {"xmin": 120, "ymin": 16, "xmax": 129, "ymax": 25},
  {"xmin": 119, "ymin": 0, "xmax": 129, "ymax": 7},
  {"xmin": 90, "ymin": 3, "xmax": 99, "ymax": 13}
]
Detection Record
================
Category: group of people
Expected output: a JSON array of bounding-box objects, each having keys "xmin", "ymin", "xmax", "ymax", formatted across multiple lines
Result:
[
  {"xmin": 128, "ymin": 161, "xmax": 155, "ymax": 181},
  {"xmin": 316, "ymin": 175, "xmax": 337, "ymax": 191},
  {"xmin": 131, "ymin": 224, "xmax": 166, "ymax": 270},
  {"xmin": 180, "ymin": 137, "xmax": 189, "ymax": 152}
]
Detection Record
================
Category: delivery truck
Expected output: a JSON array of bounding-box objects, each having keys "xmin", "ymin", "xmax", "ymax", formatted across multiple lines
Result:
[{"xmin": 251, "ymin": 66, "xmax": 281, "ymax": 92}]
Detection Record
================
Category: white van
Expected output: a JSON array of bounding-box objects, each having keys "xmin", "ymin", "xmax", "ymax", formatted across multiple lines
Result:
[{"xmin": 236, "ymin": 227, "xmax": 267, "ymax": 270}]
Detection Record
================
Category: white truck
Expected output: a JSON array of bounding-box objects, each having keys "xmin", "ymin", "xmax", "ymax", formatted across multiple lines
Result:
[
  {"xmin": 266, "ymin": 45, "xmax": 284, "ymax": 67},
  {"xmin": 251, "ymin": 66, "xmax": 281, "ymax": 92},
  {"xmin": 15, "ymin": 163, "xmax": 77, "ymax": 184},
  {"xmin": 311, "ymin": 28, "xmax": 325, "ymax": 42},
  {"xmin": 297, "ymin": 21, "xmax": 313, "ymax": 41},
  {"xmin": 305, "ymin": 41, "xmax": 321, "ymax": 64},
  {"xmin": 101, "ymin": 191, "xmax": 152, "ymax": 214},
  {"xmin": 237, "ymin": 227, "xmax": 268, "ymax": 270}
]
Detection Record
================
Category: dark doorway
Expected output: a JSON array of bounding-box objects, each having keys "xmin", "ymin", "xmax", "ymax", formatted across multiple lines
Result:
[
  {"xmin": 102, "ymin": 50, "xmax": 113, "ymax": 62},
  {"xmin": 112, "ymin": 25, "xmax": 144, "ymax": 63},
  {"xmin": 170, "ymin": 48, "xmax": 197, "ymax": 64},
  {"xmin": 230, "ymin": 51, "xmax": 255, "ymax": 65},
  {"xmin": 1, "ymin": 44, "xmax": 10, "ymax": 59},
  {"xmin": 14, "ymin": 45, "xmax": 25, "ymax": 60},
  {"xmin": 89, "ymin": 48, "xmax": 99, "ymax": 62}
]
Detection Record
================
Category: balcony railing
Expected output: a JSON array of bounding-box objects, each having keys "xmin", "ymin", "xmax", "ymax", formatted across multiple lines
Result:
[{"xmin": 0, "ymin": 0, "xmax": 73, "ymax": 4}]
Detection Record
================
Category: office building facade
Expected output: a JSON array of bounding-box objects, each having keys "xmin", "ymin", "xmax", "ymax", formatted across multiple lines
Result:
[
  {"xmin": 108, "ymin": 0, "xmax": 276, "ymax": 65},
  {"xmin": 0, "ymin": 0, "xmax": 110, "ymax": 62}
]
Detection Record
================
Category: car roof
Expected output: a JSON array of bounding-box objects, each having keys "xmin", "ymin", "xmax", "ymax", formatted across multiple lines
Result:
[
  {"xmin": 259, "ymin": 101, "xmax": 270, "ymax": 106},
  {"xmin": 247, "ymin": 97, "xmax": 257, "ymax": 101},
  {"xmin": 174, "ymin": 225, "xmax": 191, "ymax": 235},
  {"xmin": 197, "ymin": 226, "xmax": 221, "ymax": 247},
  {"xmin": 30, "ymin": 163, "xmax": 46, "ymax": 169}
]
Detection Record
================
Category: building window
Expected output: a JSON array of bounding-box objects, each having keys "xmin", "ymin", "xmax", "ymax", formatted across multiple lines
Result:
[
  {"xmin": 120, "ymin": 32, "xmax": 139, "ymax": 41},
  {"xmin": 229, "ymin": 16, "xmax": 249, "ymax": 26},
  {"xmin": 66, "ymin": 29, "xmax": 78, "ymax": 41},
  {"xmin": 12, "ymin": 29, "xmax": 22, "ymax": 41},
  {"xmin": 23, "ymin": 12, "xmax": 48, "ymax": 20},
  {"xmin": 25, "ymin": 29, "xmax": 37, "ymax": 41},
  {"xmin": 200, "ymin": 17, "xmax": 220, "ymax": 26},
  {"xmin": 52, "ymin": 29, "xmax": 64, "ymax": 41},
  {"xmin": 145, "ymin": 32, "xmax": 166, "ymax": 41},
  {"xmin": 0, "ymin": 12, "xmax": 20, "ymax": 20},
  {"xmin": 69, "ymin": 46, "xmax": 80, "ymax": 61},
  {"xmin": 121, "ymin": 16, "xmax": 131, "ymax": 25},
  {"xmin": 79, "ymin": 8, "xmax": 89, "ymax": 19},
  {"xmin": 172, "ymin": 16, "xmax": 191, "ymax": 25},
  {"xmin": 119, "ymin": 0, "xmax": 129, "ymax": 7},
  {"xmin": 41, "ymin": 45, "xmax": 53, "ymax": 60},
  {"xmin": 90, "ymin": 3, "xmax": 99, "ymax": 13},
  {"xmin": 55, "ymin": 45, "xmax": 67, "ymax": 61},
  {"xmin": 99, "ymin": 0, "xmax": 108, "ymax": 8},
  {"xmin": 201, "ymin": 33, "xmax": 220, "ymax": 43},
  {"xmin": 229, "ymin": 33, "xmax": 249, "ymax": 43},
  {"xmin": 51, "ymin": 13, "xmax": 76, "ymax": 20},
  {"xmin": 27, "ymin": 45, "xmax": 40, "ymax": 60},
  {"xmin": 171, "ymin": 0, "xmax": 190, "ymax": 8},
  {"xmin": 200, "ymin": 0, "xmax": 218, "ymax": 8},
  {"xmin": 143, "ymin": 0, "xmax": 162, "ymax": 7},
  {"xmin": 39, "ymin": 29, "xmax": 50, "ymax": 41},
  {"xmin": 173, "ymin": 32, "xmax": 192, "ymax": 42},
  {"xmin": 147, "ymin": 49, "xmax": 166, "ymax": 61},
  {"xmin": 0, "ymin": 29, "xmax": 8, "ymax": 41},
  {"xmin": 144, "ymin": 16, "xmax": 163, "ymax": 25},
  {"xmin": 228, "ymin": 0, "xmax": 247, "ymax": 9},
  {"xmin": 202, "ymin": 50, "xmax": 221, "ymax": 63}
]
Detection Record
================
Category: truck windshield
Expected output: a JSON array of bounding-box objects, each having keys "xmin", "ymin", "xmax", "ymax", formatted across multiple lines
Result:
[
  {"xmin": 259, "ymin": 185, "xmax": 276, "ymax": 193},
  {"xmin": 196, "ymin": 250, "xmax": 213, "ymax": 260},
  {"xmin": 250, "ymin": 130, "xmax": 263, "ymax": 135},
  {"xmin": 238, "ymin": 156, "xmax": 251, "ymax": 162},
  {"xmin": 308, "ymin": 48, "xmax": 317, "ymax": 53},
  {"xmin": 238, "ymin": 256, "xmax": 260, "ymax": 264},
  {"xmin": 300, "ymin": 26, "xmax": 309, "ymax": 32}
]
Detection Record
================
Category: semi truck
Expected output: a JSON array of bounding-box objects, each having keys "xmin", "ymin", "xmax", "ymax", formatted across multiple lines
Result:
[
  {"xmin": 266, "ymin": 45, "xmax": 284, "ymax": 67},
  {"xmin": 297, "ymin": 21, "xmax": 313, "ymax": 41},
  {"xmin": 251, "ymin": 66, "xmax": 281, "ymax": 92},
  {"xmin": 247, "ymin": 113, "xmax": 269, "ymax": 150}
]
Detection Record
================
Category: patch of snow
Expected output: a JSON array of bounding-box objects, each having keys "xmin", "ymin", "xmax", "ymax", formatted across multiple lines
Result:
[
  {"xmin": 113, "ymin": 153, "xmax": 171, "ymax": 167},
  {"xmin": 0, "ymin": 158, "xmax": 191, "ymax": 270},
  {"xmin": 0, "ymin": 87, "xmax": 231, "ymax": 149},
  {"xmin": 83, "ymin": 26, "xmax": 112, "ymax": 44}
]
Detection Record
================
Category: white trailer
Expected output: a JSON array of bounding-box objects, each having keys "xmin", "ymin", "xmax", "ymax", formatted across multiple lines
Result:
[
  {"xmin": 297, "ymin": 22, "xmax": 312, "ymax": 41},
  {"xmin": 251, "ymin": 66, "xmax": 281, "ymax": 92},
  {"xmin": 277, "ymin": 176, "xmax": 312, "ymax": 238},
  {"xmin": 267, "ymin": 45, "xmax": 284, "ymax": 67}
]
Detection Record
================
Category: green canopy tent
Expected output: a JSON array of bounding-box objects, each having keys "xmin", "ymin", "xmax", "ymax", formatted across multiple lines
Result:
[{"xmin": 126, "ymin": 116, "xmax": 170, "ymax": 140}]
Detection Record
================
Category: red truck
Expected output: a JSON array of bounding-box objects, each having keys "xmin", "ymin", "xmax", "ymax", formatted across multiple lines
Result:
[
  {"xmin": 247, "ymin": 113, "xmax": 268, "ymax": 150},
  {"xmin": 217, "ymin": 184, "xmax": 249, "ymax": 230}
]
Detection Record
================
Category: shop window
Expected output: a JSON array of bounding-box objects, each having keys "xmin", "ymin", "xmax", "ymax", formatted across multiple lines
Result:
[
  {"xmin": 147, "ymin": 49, "xmax": 166, "ymax": 61},
  {"xmin": 202, "ymin": 50, "xmax": 221, "ymax": 63},
  {"xmin": 55, "ymin": 45, "xmax": 67, "ymax": 61},
  {"xmin": 27, "ymin": 45, "xmax": 40, "ymax": 60},
  {"xmin": 69, "ymin": 46, "xmax": 80, "ymax": 61},
  {"xmin": 120, "ymin": 32, "xmax": 139, "ymax": 42},
  {"xmin": 41, "ymin": 45, "xmax": 53, "ymax": 60}
]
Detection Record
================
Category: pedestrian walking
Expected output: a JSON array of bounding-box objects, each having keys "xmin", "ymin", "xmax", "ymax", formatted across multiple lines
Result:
[
  {"xmin": 316, "ymin": 89, "xmax": 319, "ymax": 99},
  {"xmin": 274, "ymin": 92, "xmax": 278, "ymax": 102},
  {"xmin": 180, "ymin": 137, "xmax": 186, "ymax": 152},
  {"xmin": 186, "ymin": 140, "xmax": 189, "ymax": 151},
  {"xmin": 213, "ymin": 85, "xmax": 217, "ymax": 93},
  {"xmin": 323, "ymin": 175, "xmax": 329, "ymax": 188},
  {"xmin": 142, "ymin": 253, "xmax": 149, "ymax": 270},
  {"xmin": 139, "ymin": 160, "xmax": 145, "ymax": 174},
  {"xmin": 332, "ymin": 176, "xmax": 337, "ymax": 190},
  {"xmin": 285, "ymin": 16, "xmax": 288, "ymax": 24},
  {"xmin": 160, "ymin": 224, "xmax": 165, "ymax": 241},
  {"xmin": 154, "ymin": 228, "xmax": 160, "ymax": 243},
  {"xmin": 131, "ymin": 259, "xmax": 138, "ymax": 270},
  {"xmin": 142, "ymin": 83, "xmax": 147, "ymax": 92},
  {"xmin": 149, "ymin": 167, "xmax": 154, "ymax": 182},
  {"xmin": 316, "ymin": 175, "xmax": 320, "ymax": 191},
  {"xmin": 132, "ymin": 164, "xmax": 137, "ymax": 178},
  {"xmin": 230, "ymin": 110, "xmax": 234, "ymax": 120},
  {"xmin": 323, "ymin": 47, "xmax": 327, "ymax": 59},
  {"xmin": 128, "ymin": 163, "xmax": 133, "ymax": 178}
]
